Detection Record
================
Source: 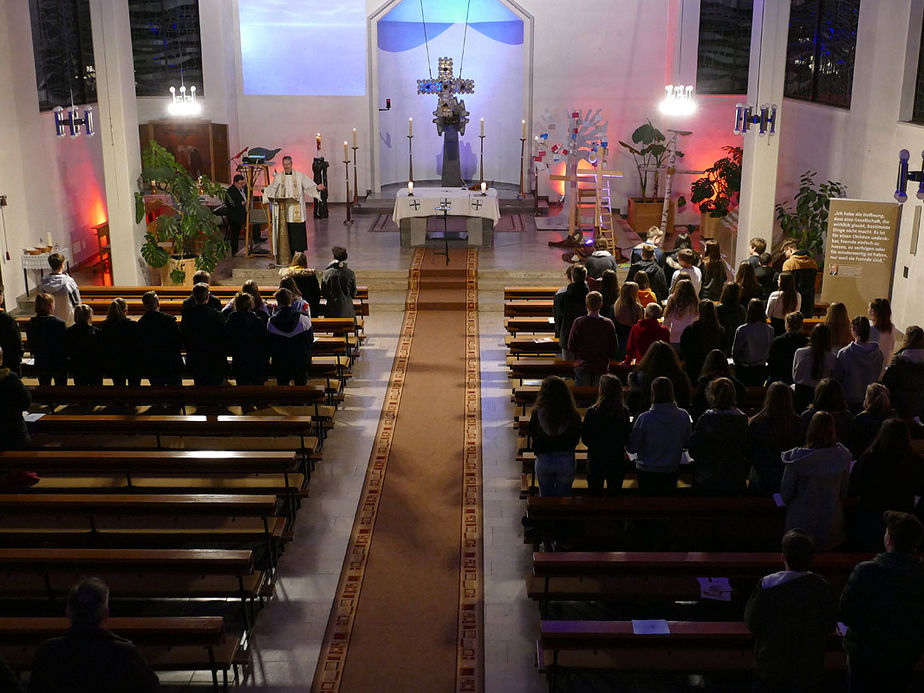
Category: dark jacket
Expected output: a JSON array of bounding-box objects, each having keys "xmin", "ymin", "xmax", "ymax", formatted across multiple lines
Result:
[
  {"xmin": 137, "ymin": 310, "xmax": 184, "ymax": 383},
  {"xmin": 554, "ymin": 282, "xmax": 589, "ymax": 347},
  {"xmin": 715, "ymin": 302, "xmax": 746, "ymax": 353},
  {"xmin": 767, "ymin": 330, "xmax": 808, "ymax": 385},
  {"xmin": 745, "ymin": 570, "xmax": 837, "ymax": 688},
  {"xmin": 528, "ymin": 408, "xmax": 581, "ymax": 454},
  {"xmin": 99, "ymin": 317, "xmax": 140, "ymax": 383},
  {"xmin": 226, "ymin": 182, "xmax": 247, "ymax": 226},
  {"xmin": 583, "ymin": 250, "xmax": 619, "ymax": 279},
  {"xmin": 699, "ymin": 261, "xmax": 727, "ymax": 302},
  {"xmin": 267, "ymin": 306, "xmax": 313, "ymax": 372},
  {"xmin": 691, "ymin": 374, "xmax": 747, "ymax": 420},
  {"xmin": 64, "ymin": 323, "xmax": 103, "ymax": 384},
  {"xmin": 29, "ymin": 626, "xmax": 159, "ymax": 693},
  {"xmin": 26, "ymin": 314, "xmax": 66, "ymax": 372},
  {"xmin": 882, "ymin": 354, "xmax": 924, "ymax": 419},
  {"xmin": 689, "ymin": 408, "xmax": 749, "ymax": 494},
  {"xmin": 281, "ymin": 268, "xmax": 321, "ymax": 318},
  {"xmin": 581, "ymin": 405, "xmax": 632, "ymax": 467},
  {"xmin": 849, "ymin": 449, "xmax": 924, "ymax": 514},
  {"xmin": 181, "ymin": 293, "xmax": 222, "ymax": 320},
  {"xmin": 849, "ymin": 410, "xmax": 891, "ymax": 459},
  {"xmin": 679, "ymin": 321, "xmax": 725, "ymax": 381},
  {"xmin": 840, "ymin": 552, "xmax": 924, "ymax": 668},
  {"xmin": 181, "ymin": 304, "xmax": 227, "ymax": 380},
  {"xmin": 754, "ymin": 265, "xmax": 776, "ymax": 303},
  {"xmin": 800, "ymin": 407, "xmax": 853, "ymax": 445},
  {"xmin": 0, "ymin": 368, "xmax": 30, "ymax": 451},
  {"xmin": 321, "ymin": 261, "xmax": 357, "ymax": 319},
  {"xmin": 227, "ymin": 310, "xmax": 269, "ymax": 378},
  {"xmin": 626, "ymin": 259, "xmax": 668, "ymax": 302},
  {"xmin": 782, "ymin": 250, "xmax": 818, "ymax": 318},
  {"xmin": 835, "ymin": 342, "xmax": 883, "ymax": 406},
  {"xmin": 628, "ymin": 369, "xmax": 692, "ymax": 416},
  {"xmin": 747, "ymin": 413, "xmax": 804, "ymax": 495},
  {"xmin": 0, "ymin": 310, "xmax": 22, "ymax": 375},
  {"xmin": 567, "ymin": 314, "xmax": 617, "ymax": 374}
]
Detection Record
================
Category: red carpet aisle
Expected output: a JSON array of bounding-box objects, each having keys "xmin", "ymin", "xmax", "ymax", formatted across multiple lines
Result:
[{"xmin": 313, "ymin": 248, "xmax": 484, "ymax": 692}]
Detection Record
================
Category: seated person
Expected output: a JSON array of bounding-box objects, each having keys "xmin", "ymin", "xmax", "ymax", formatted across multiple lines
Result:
[
  {"xmin": 268, "ymin": 288, "xmax": 313, "ymax": 386},
  {"xmin": 99, "ymin": 298, "xmax": 140, "ymax": 387},
  {"xmin": 181, "ymin": 283, "xmax": 228, "ymax": 387},
  {"xmin": 279, "ymin": 252, "xmax": 321, "ymax": 318},
  {"xmin": 64, "ymin": 304, "xmax": 103, "ymax": 386},
  {"xmin": 0, "ymin": 285, "xmax": 22, "ymax": 376},
  {"xmin": 0, "ymin": 345, "xmax": 31, "ymax": 452},
  {"xmin": 26, "ymin": 293, "xmax": 67, "ymax": 386},
  {"xmin": 30, "ymin": 577, "xmax": 158, "ymax": 692},
  {"xmin": 689, "ymin": 377, "xmax": 749, "ymax": 494},
  {"xmin": 767, "ymin": 311, "xmax": 808, "ymax": 385},
  {"xmin": 137, "ymin": 291, "xmax": 184, "ymax": 387},
  {"xmin": 180, "ymin": 269, "xmax": 222, "ymax": 318}
]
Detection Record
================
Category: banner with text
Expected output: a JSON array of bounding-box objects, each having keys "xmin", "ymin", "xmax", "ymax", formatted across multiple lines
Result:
[{"xmin": 820, "ymin": 198, "xmax": 901, "ymax": 318}]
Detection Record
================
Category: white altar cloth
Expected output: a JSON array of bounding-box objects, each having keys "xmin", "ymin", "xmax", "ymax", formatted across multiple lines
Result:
[{"xmin": 392, "ymin": 187, "xmax": 500, "ymax": 226}]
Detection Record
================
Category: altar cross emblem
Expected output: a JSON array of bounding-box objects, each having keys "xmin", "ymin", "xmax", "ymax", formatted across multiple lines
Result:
[
  {"xmin": 471, "ymin": 199, "xmax": 483, "ymax": 211},
  {"xmin": 440, "ymin": 198, "xmax": 452, "ymax": 208},
  {"xmin": 408, "ymin": 199, "xmax": 421, "ymax": 210}
]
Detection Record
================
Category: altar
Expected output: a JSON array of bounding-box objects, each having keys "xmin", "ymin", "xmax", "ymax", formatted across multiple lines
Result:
[{"xmin": 392, "ymin": 187, "xmax": 500, "ymax": 247}]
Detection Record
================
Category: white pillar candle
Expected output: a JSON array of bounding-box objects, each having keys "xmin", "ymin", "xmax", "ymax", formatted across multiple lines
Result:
[
  {"xmin": 521, "ymin": 120, "xmax": 526, "ymax": 138},
  {"xmin": 480, "ymin": 118, "xmax": 484, "ymax": 136},
  {"xmin": 344, "ymin": 141, "xmax": 349, "ymax": 160},
  {"xmin": 480, "ymin": 181, "xmax": 486, "ymax": 193},
  {"xmin": 408, "ymin": 181, "xmax": 414, "ymax": 194},
  {"xmin": 409, "ymin": 117, "xmax": 413, "ymax": 137},
  {"xmin": 352, "ymin": 128, "xmax": 357, "ymax": 148}
]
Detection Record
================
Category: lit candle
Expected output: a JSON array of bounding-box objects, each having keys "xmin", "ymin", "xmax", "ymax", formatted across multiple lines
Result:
[
  {"xmin": 480, "ymin": 181, "xmax": 486, "ymax": 193},
  {"xmin": 344, "ymin": 141, "xmax": 349, "ymax": 161},
  {"xmin": 480, "ymin": 118, "xmax": 484, "ymax": 136},
  {"xmin": 48, "ymin": 232, "xmax": 53, "ymax": 248},
  {"xmin": 409, "ymin": 117, "xmax": 413, "ymax": 137},
  {"xmin": 316, "ymin": 133, "xmax": 321, "ymax": 151},
  {"xmin": 408, "ymin": 181, "xmax": 414, "ymax": 194},
  {"xmin": 521, "ymin": 120, "xmax": 526, "ymax": 138},
  {"xmin": 352, "ymin": 128, "xmax": 357, "ymax": 148}
]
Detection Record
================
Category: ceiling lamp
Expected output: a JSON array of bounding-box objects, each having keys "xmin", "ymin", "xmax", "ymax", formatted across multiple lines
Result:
[
  {"xmin": 53, "ymin": 105, "xmax": 94, "ymax": 137},
  {"xmin": 167, "ymin": 85, "xmax": 201, "ymax": 117},
  {"xmin": 734, "ymin": 103, "xmax": 777, "ymax": 136},
  {"xmin": 659, "ymin": 85, "xmax": 696, "ymax": 117}
]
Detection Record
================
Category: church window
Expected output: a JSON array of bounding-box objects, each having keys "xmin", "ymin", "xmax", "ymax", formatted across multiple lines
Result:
[
  {"xmin": 128, "ymin": 0, "xmax": 204, "ymax": 97},
  {"xmin": 696, "ymin": 0, "xmax": 753, "ymax": 95},
  {"xmin": 910, "ymin": 15, "xmax": 924, "ymax": 124},
  {"xmin": 29, "ymin": 0, "xmax": 97, "ymax": 112},
  {"xmin": 784, "ymin": 0, "xmax": 860, "ymax": 108}
]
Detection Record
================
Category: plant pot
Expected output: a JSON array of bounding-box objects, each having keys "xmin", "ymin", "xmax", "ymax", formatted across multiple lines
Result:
[
  {"xmin": 628, "ymin": 198, "xmax": 673, "ymax": 236},
  {"xmin": 161, "ymin": 256, "xmax": 197, "ymax": 286},
  {"xmin": 700, "ymin": 212, "xmax": 738, "ymax": 256}
]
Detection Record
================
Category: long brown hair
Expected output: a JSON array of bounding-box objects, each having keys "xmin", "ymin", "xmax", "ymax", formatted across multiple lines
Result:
[
  {"xmin": 898, "ymin": 325, "xmax": 924, "ymax": 353},
  {"xmin": 735, "ymin": 261, "xmax": 760, "ymax": 298},
  {"xmin": 808, "ymin": 324, "xmax": 832, "ymax": 381},
  {"xmin": 869, "ymin": 298, "xmax": 893, "ymax": 333},
  {"xmin": 593, "ymin": 374, "xmax": 625, "ymax": 416},
  {"xmin": 106, "ymin": 297, "xmax": 128, "ymax": 322},
  {"xmin": 665, "ymin": 280, "xmax": 698, "ymax": 319},
  {"xmin": 613, "ymin": 282, "xmax": 643, "ymax": 325},
  {"xmin": 751, "ymin": 382, "xmax": 802, "ymax": 443},
  {"xmin": 636, "ymin": 340, "xmax": 686, "ymax": 384},
  {"xmin": 696, "ymin": 300, "xmax": 721, "ymax": 331},
  {"xmin": 600, "ymin": 269, "xmax": 619, "ymax": 309},
  {"xmin": 824, "ymin": 302, "xmax": 852, "ymax": 349},
  {"xmin": 805, "ymin": 411, "xmax": 837, "ymax": 449},
  {"xmin": 702, "ymin": 240, "xmax": 725, "ymax": 284},
  {"xmin": 535, "ymin": 376, "xmax": 580, "ymax": 432},
  {"xmin": 778, "ymin": 272, "xmax": 799, "ymax": 314}
]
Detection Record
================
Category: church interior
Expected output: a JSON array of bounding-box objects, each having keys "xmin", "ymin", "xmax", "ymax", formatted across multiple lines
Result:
[{"xmin": 4, "ymin": 0, "xmax": 924, "ymax": 691}]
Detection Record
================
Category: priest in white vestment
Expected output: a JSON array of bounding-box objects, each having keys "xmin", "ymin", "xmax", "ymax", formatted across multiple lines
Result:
[{"xmin": 262, "ymin": 155, "xmax": 324, "ymax": 258}]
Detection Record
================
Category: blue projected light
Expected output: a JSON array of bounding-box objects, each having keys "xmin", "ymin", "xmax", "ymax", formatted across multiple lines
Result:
[
  {"xmin": 239, "ymin": 0, "xmax": 366, "ymax": 96},
  {"xmin": 378, "ymin": 0, "xmax": 522, "ymax": 52}
]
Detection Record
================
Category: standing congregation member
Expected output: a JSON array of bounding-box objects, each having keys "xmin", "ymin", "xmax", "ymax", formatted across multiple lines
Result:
[
  {"xmin": 26, "ymin": 293, "xmax": 66, "ymax": 386},
  {"xmin": 668, "ymin": 248, "xmax": 702, "ymax": 296},
  {"xmin": 732, "ymin": 299, "xmax": 775, "ymax": 386},
  {"xmin": 227, "ymin": 293, "xmax": 269, "ymax": 386},
  {"xmin": 689, "ymin": 377, "xmax": 749, "ymax": 494},
  {"xmin": 781, "ymin": 240, "xmax": 818, "ymax": 318},
  {"xmin": 781, "ymin": 411, "xmax": 851, "ymax": 551},
  {"xmin": 835, "ymin": 316, "xmax": 883, "ymax": 413},
  {"xmin": 632, "ymin": 270, "xmax": 657, "ymax": 307},
  {"xmin": 180, "ymin": 270, "xmax": 222, "ymax": 318},
  {"xmin": 279, "ymin": 252, "xmax": 321, "ymax": 318},
  {"xmin": 801, "ymin": 378, "xmax": 853, "ymax": 445},
  {"xmin": 137, "ymin": 291, "xmax": 184, "ymax": 386},
  {"xmin": 0, "ymin": 286, "xmax": 22, "ymax": 376},
  {"xmin": 849, "ymin": 383, "xmax": 894, "ymax": 460},
  {"xmin": 627, "ymin": 377, "xmax": 692, "ymax": 495},
  {"xmin": 824, "ymin": 302, "xmax": 852, "ymax": 352},
  {"xmin": 626, "ymin": 243, "xmax": 668, "ymax": 302},
  {"xmin": 663, "ymin": 279, "xmax": 698, "ymax": 352},
  {"xmin": 0, "ymin": 346, "xmax": 31, "ymax": 452},
  {"xmin": 746, "ymin": 237, "xmax": 767, "ymax": 267},
  {"xmin": 716, "ymin": 281, "xmax": 746, "ymax": 353},
  {"xmin": 181, "ymin": 283, "xmax": 227, "ymax": 386},
  {"xmin": 583, "ymin": 239, "xmax": 619, "ymax": 279},
  {"xmin": 267, "ymin": 288, "xmax": 313, "ymax": 386},
  {"xmin": 598, "ymin": 269, "xmax": 619, "ymax": 317},
  {"xmin": 767, "ymin": 312, "xmax": 808, "ymax": 386},
  {"xmin": 754, "ymin": 253, "xmax": 777, "ymax": 303},
  {"xmin": 567, "ymin": 291, "xmax": 616, "ymax": 387},
  {"xmin": 553, "ymin": 264, "xmax": 588, "ymax": 360},
  {"xmin": 793, "ymin": 324, "xmax": 836, "ymax": 412},
  {"xmin": 39, "ymin": 252, "xmax": 81, "ymax": 326},
  {"xmin": 322, "ymin": 246, "xmax": 358, "ymax": 319},
  {"xmin": 30, "ymin": 578, "xmax": 159, "ymax": 693},
  {"xmin": 744, "ymin": 529, "xmax": 837, "ymax": 693},
  {"xmin": 735, "ymin": 260, "xmax": 762, "ymax": 307},
  {"xmin": 65, "ymin": 305, "xmax": 102, "ymax": 386},
  {"xmin": 690, "ymin": 349, "xmax": 747, "ymax": 419},
  {"xmin": 883, "ymin": 326, "xmax": 924, "ymax": 420},
  {"xmin": 868, "ymin": 297, "xmax": 895, "ymax": 376},
  {"xmin": 263, "ymin": 155, "xmax": 324, "ymax": 256},
  {"xmin": 840, "ymin": 511, "xmax": 924, "ymax": 692},
  {"xmin": 699, "ymin": 239, "xmax": 731, "ymax": 301},
  {"xmin": 627, "ymin": 340, "xmax": 692, "ymax": 415},
  {"xmin": 747, "ymin": 383, "xmax": 804, "ymax": 495},
  {"xmin": 679, "ymin": 300, "xmax": 726, "ymax": 382},
  {"xmin": 528, "ymin": 376, "xmax": 581, "ymax": 497},
  {"xmin": 623, "ymin": 303, "xmax": 669, "ymax": 366},
  {"xmin": 608, "ymin": 283, "xmax": 642, "ymax": 361},
  {"xmin": 226, "ymin": 173, "xmax": 248, "ymax": 256},
  {"xmin": 99, "ymin": 298, "xmax": 140, "ymax": 387},
  {"xmin": 580, "ymin": 374, "xmax": 632, "ymax": 496},
  {"xmin": 766, "ymin": 272, "xmax": 801, "ymax": 335}
]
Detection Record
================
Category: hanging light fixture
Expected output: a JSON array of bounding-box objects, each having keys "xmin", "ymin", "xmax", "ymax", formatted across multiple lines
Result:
[
  {"xmin": 734, "ymin": 103, "xmax": 778, "ymax": 136},
  {"xmin": 52, "ymin": 3, "xmax": 94, "ymax": 138},
  {"xmin": 167, "ymin": 84, "xmax": 200, "ymax": 116},
  {"xmin": 659, "ymin": 85, "xmax": 696, "ymax": 117}
]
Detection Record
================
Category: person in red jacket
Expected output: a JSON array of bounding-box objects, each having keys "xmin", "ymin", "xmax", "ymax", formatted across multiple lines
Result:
[
  {"xmin": 567, "ymin": 291, "xmax": 617, "ymax": 387},
  {"xmin": 624, "ymin": 302, "xmax": 670, "ymax": 365}
]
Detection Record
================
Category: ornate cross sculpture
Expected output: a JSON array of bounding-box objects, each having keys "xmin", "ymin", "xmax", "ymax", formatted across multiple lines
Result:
[{"xmin": 417, "ymin": 57, "xmax": 473, "ymax": 136}]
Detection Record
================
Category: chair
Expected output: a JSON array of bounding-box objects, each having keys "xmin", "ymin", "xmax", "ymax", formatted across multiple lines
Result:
[{"xmin": 93, "ymin": 222, "xmax": 111, "ymax": 280}]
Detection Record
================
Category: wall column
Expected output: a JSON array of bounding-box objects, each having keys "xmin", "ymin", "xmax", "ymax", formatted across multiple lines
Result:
[
  {"xmin": 736, "ymin": 0, "xmax": 791, "ymax": 262},
  {"xmin": 89, "ymin": 0, "xmax": 144, "ymax": 284}
]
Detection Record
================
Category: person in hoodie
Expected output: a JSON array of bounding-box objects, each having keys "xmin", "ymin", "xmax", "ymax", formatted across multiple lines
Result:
[
  {"xmin": 781, "ymin": 411, "xmax": 852, "ymax": 551},
  {"xmin": 26, "ymin": 292, "xmax": 67, "ymax": 386},
  {"xmin": 583, "ymin": 239, "xmax": 619, "ymax": 279},
  {"xmin": 137, "ymin": 291, "xmax": 184, "ymax": 386},
  {"xmin": 64, "ymin": 304, "xmax": 102, "ymax": 385},
  {"xmin": 528, "ymin": 376, "xmax": 582, "ymax": 497},
  {"xmin": 623, "ymin": 303, "xmax": 670, "ymax": 366},
  {"xmin": 321, "ymin": 246, "xmax": 357, "ymax": 319},
  {"xmin": 39, "ymin": 252, "xmax": 81, "ymax": 327},
  {"xmin": 883, "ymin": 326, "xmax": 924, "ymax": 420},
  {"xmin": 840, "ymin": 511, "xmax": 924, "ymax": 692},
  {"xmin": 835, "ymin": 315, "xmax": 883, "ymax": 413},
  {"xmin": 227, "ymin": 293, "xmax": 269, "ymax": 386},
  {"xmin": 626, "ymin": 243, "xmax": 669, "ymax": 302},
  {"xmin": 181, "ymin": 284, "xmax": 227, "ymax": 387},
  {"xmin": 0, "ymin": 285, "xmax": 23, "ymax": 376},
  {"xmin": 279, "ymin": 252, "xmax": 321, "ymax": 318},
  {"xmin": 689, "ymin": 377, "xmax": 749, "ymax": 494},
  {"xmin": 627, "ymin": 376, "xmax": 692, "ymax": 495},
  {"xmin": 268, "ymin": 287, "xmax": 313, "ymax": 386},
  {"xmin": 744, "ymin": 529, "xmax": 837, "ymax": 693},
  {"xmin": 781, "ymin": 240, "xmax": 819, "ymax": 318},
  {"xmin": 553, "ymin": 264, "xmax": 589, "ymax": 360},
  {"xmin": 754, "ymin": 252, "xmax": 777, "ymax": 304}
]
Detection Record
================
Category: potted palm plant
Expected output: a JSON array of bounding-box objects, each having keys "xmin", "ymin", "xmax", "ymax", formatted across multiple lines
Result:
[
  {"xmin": 135, "ymin": 141, "xmax": 229, "ymax": 285},
  {"xmin": 690, "ymin": 145, "xmax": 742, "ymax": 252},
  {"xmin": 618, "ymin": 119, "xmax": 679, "ymax": 234}
]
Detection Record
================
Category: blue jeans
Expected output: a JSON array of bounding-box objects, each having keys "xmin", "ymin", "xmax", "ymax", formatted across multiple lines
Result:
[
  {"xmin": 574, "ymin": 368, "xmax": 601, "ymax": 388},
  {"xmin": 535, "ymin": 451, "xmax": 576, "ymax": 497}
]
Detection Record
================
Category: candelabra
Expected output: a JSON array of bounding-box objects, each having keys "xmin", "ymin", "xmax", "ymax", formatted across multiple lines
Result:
[
  {"xmin": 894, "ymin": 149, "xmax": 924, "ymax": 203},
  {"xmin": 734, "ymin": 103, "xmax": 778, "ymax": 136},
  {"xmin": 53, "ymin": 105, "xmax": 94, "ymax": 137}
]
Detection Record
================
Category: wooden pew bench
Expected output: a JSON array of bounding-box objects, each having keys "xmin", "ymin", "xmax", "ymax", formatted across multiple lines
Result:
[{"xmin": 0, "ymin": 616, "xmax": 238, "ymax": 691}]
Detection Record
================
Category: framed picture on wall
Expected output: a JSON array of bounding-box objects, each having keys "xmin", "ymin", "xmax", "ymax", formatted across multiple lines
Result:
[{"xmin": 139, "ymin": 121, "xmax": 230, "ymax": 184}]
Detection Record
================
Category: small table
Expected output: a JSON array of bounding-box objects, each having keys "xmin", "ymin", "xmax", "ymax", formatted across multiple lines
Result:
[
  {"xmin": 21, "ymin": 248, "xmax": 73, "ymax": 297},
  {"xmin": 392, "ymin": 187, "xmax": 500, "ymax": 247}
]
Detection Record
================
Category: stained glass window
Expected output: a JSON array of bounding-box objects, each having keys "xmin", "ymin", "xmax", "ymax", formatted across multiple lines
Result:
[
  {"xmin": 697, "ymin": 0, "xmax": 754, "ymax": 95},
  {"xmin": 784, "ymin": 0, "xmax": 860, "ymax": 108},
  {"xmin": 29, "ymin": 0, "xmax": 97, "ymax": 112},
  {"xmin": 911, "ymin": 16, "xmax": 924, "ymax": 123},
  {"xmin": 128, "ymin": 0, "xmax": 203, "ymax": 97}
]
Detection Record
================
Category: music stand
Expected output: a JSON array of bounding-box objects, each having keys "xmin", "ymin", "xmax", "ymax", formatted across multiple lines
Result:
[{"xmin": 434, "ymin": 201, "xmax": 451, "ymax": 266}]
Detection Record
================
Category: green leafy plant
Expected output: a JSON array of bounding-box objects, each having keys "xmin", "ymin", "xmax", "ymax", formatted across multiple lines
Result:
[
  {"xmin": 618, "ymin": 120, "xmax": 684, "ymax": 201},
  {"xmin": 135, "ymin": 141, "xmax": 229, "ymax": 284},
  {"xmin": 690, "ymin": 145, "xmax": 742, "ymax": 218},
  {"xmin": 775, "ymin": 171, "xmax": 847, "ymax": 258}
]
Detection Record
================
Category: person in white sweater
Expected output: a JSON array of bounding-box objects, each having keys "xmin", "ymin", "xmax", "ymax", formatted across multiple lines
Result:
[
  {"xmin": 792, "ymin": 323, "xmax": 837, "ymax": 411},
  {"xmin": 733, "ymin": 299, "xmax": 775, "ymax": 386},
  {"xmin": 868, "ymin": 298, "xmax": 895, "ymax": 375}
]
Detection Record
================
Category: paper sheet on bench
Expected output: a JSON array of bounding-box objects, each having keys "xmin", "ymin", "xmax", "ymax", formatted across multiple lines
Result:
[
  {"xmin": 697, "ymin": 577, "xmax": 732, "ymax": 602},
  {"xmin": 632, "ymin": 619, "xmax": 670, "ymax": 635},
  {"xmin": 24, "ymin": 413, "xmax": 45, "ymax": 422}
]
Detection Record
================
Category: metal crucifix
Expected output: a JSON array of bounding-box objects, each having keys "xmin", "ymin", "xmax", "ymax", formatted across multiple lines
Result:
[{"xmin": 418, "ymin": 57, "xmax": 474, "ymax": 186}]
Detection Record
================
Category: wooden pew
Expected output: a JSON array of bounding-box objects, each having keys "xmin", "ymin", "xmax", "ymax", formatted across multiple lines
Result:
[
  {"xmin": 525, "ymin": 496, "xmax": 786, "ymax": 551},
  {"xmin": 0, "ymin": 616, "xmax": 238, "ymax": 691}
]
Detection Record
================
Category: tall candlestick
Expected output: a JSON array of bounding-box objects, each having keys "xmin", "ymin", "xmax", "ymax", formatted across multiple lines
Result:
[
  {"xmin": 480, "ymin": 118, "xmax": 484, "ymax": 136},
  {"xmin": 521, "ymin": 119, "xmax": 526, "ymax": 138},
  {"xmin": 409, "ymin": 117, "xmax": 413, "ymax": 137},
  {"xmin": 352, "ymin": 128, "xmax": 357, "ymax": 148},
  {"xmin": 316, "ymin": 133, "xmax": 321, "ymax": 151},
  {"xmin": 344, "ymin": 141, "xmax": 349, "ymax": 161}
]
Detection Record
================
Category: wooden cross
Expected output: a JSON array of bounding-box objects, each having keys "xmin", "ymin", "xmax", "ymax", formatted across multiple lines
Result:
[{"xmin": 550, "ymin": 155, "xmax": 623, "ymax": 239}]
